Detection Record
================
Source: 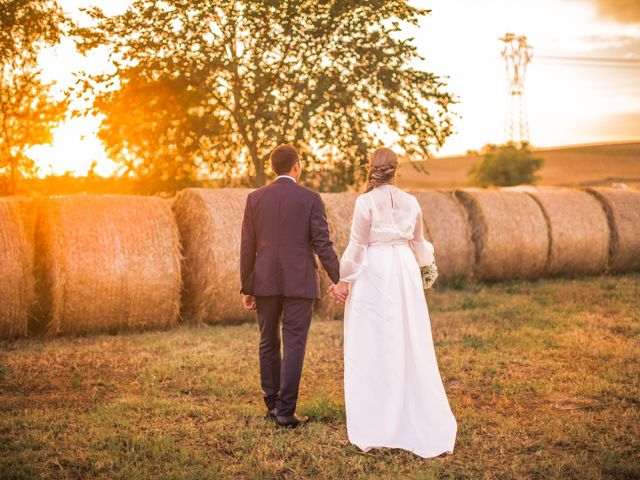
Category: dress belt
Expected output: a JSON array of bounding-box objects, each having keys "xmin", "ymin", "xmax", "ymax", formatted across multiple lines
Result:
[{"xmin": 368, "ymin": 239, "xmax": 410, "ymax": 247}]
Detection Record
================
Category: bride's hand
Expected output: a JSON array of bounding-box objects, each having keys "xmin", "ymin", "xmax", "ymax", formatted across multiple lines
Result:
[
  {"xmin": 326, "ymin": 284, "xmax": 336, "ymax": 300},
  {"xmin": 333, "ymin": 281, "xmax": 349, "ymax": 304}
]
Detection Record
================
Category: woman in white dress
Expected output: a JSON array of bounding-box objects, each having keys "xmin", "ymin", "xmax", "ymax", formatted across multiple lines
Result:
[{"xmin": 331, "ymin": 147, "xmax": 457, "ymax": 458}]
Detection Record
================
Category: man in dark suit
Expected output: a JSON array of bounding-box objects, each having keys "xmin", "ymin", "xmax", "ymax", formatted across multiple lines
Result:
[{"xmin": 240, "ymin": 144, "xmax": 342, "ymax": 428}]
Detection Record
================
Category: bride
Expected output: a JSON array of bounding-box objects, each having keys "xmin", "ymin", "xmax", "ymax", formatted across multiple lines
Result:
[{"xmin": 329, "ymin": 147, "xmax": 457, "ymax": 458}]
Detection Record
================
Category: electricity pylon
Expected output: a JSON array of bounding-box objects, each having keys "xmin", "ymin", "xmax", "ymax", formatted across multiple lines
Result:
[{"xmin": 500, "ymin": 33, "xmax": 533, "ymax": 146}]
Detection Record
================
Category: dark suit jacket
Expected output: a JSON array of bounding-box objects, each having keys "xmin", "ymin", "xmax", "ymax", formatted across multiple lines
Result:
[{"xmin": 240, "ymin": 177, "xmax": 340, "ymax": 299}]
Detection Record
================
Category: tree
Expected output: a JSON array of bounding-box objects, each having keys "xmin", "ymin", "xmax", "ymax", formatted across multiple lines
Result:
[
  {"xmin": 0, "ymin": 0, "xmax": 63, "ymax": 62},
  {"xmin": 0, "ymin": 60, "xmax": 68, "ymax": 194},
  {"xmin": 76, "ymin": 0, "xmax": 454, "ymax": 190},
  {"xmin": 468, "ymin": 142, "xmax": 543, "ymax": 187},
  {"xmin": 0, "ymin": 0, "xmax": 67, "ymax": 195}
]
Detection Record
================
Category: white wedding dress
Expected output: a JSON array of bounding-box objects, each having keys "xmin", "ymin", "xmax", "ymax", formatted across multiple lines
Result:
[{"xmin": 340, "ymin": 184, "xmax": 457, "ymax": 458}]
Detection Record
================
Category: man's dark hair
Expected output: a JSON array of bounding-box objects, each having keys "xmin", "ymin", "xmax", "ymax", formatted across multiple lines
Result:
[{"xmin": 270, "ymin": 144, "xmax": 299, "ymax": 175}]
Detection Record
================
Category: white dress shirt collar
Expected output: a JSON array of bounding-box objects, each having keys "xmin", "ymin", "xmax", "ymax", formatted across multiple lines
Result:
[{"xmin": 276, "ymin": 175, "xmax": 297, "ymax": 183}]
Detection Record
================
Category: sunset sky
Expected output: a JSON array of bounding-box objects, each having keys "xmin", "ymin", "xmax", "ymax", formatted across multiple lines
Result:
[{"xmin": 27, "ymin": 0, "xmax": 640, "ymax": 176}]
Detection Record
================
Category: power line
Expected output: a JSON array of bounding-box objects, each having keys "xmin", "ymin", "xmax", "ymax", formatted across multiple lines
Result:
[{"xmin": 537, "ymin": 55, "xmax": 640, "ymax": 69}]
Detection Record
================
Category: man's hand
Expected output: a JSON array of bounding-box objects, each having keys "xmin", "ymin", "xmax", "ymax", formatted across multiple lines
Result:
[
  {"xmin": 326, "ymin": 284, "xmax": 336, "ymax": 300},
  {"xmin": 242, "ymin": 295, "xmax": 257, "ymax": 311},
  {"xmin": 332, "ymin": 281, "xmax": 349, "ymax": 304}
]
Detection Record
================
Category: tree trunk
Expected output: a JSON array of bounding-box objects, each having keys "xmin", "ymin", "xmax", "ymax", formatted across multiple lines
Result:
[
  {"xmin": 250, "ymin": 151, "xmax": 269, "ymax": 187},
  {"xmin": 253, "ymin": 158, "xmax": 265, "ymax": 187}
]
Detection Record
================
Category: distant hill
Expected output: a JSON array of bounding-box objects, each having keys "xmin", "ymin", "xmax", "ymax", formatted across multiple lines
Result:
[{"xmin": 397, "ymin": 141, "xmax": 640, "ymax": 190}]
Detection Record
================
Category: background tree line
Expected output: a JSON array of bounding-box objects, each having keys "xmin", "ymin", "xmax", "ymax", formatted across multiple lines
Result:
[
  {"xmin": 1, "ymin": 0, "xmax": 456, "ymax": 194},
  {"xmin": 1, "ymin": 0, "xmax": 543, "ymax": 195}
]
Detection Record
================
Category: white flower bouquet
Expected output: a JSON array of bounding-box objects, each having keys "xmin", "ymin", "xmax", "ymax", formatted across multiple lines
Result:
[{"xmin": 420, "ymin": 262, "xmax": 438, "ymax": 290}]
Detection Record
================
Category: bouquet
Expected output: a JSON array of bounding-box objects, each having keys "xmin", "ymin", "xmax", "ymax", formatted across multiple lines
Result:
[{"xmin": 420, "ymin": 262, "xmax": 438, "ymax": 290}]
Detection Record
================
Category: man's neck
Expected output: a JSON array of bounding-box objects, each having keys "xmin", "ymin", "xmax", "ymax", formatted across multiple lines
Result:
[{"xmin": 277, "ymin": 175, "xmax": 297, "ymax": 183}]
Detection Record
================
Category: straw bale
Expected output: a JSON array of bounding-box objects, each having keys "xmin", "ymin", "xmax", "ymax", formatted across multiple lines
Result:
[
  {"xmin": 525, "ymin": 188, "xmax": 609, "ymax": 276},
  {"xmin": 412, "ymin": 191, "xmax": 474, "ymax": 282},
  {"xmin": 317, "ymin": 192, "xmax": 359, "ymax": 319},
  {"xmin": 499, "ymin": 185, "xmax": 539, "ymax": 193},
  {"xmin": 455, "ymin": 189, "xmax": 549, "ymax": 281},
  {"xmin": 172, "ymin": 188, "xmax": 254, "ymax": 324},
  {"xmin": 586, "ymin": 187, "xmax": 640, "ymax": 272},
  {"xmin": 0, "ymin": 197, "xmax": 35, "ymax": 338},
  {"xmin": 35, "ymin": 194, "xmax": 181, "ymax": 335}
]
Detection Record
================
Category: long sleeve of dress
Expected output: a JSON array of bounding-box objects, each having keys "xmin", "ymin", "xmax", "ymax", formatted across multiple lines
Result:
[
  {"xmin": 410, "ymin": 204, "xmax": 435, "ymax": 267},
  {"xmin": 339, "ymin": 196, "xmax": 372, "ymax": 283}
]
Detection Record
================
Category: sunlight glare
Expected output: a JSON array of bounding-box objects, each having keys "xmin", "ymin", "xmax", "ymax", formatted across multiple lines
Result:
[{"xmin": 27, "ymin": 116, "xmax": 118, "ymax": 178}]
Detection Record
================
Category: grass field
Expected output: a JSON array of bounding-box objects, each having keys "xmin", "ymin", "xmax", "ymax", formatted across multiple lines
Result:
[
  {"xmin": 397, "ymin": 142, "xmax": 640, "ymax": 190},
  {"xmin": 1, "ymin": 274, "xmax": 639, "ymax": 479}
]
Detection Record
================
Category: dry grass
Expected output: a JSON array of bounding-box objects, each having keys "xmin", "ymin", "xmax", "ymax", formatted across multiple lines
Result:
[
  {"xmin": 524, "ymin": 188, "xmax": 610, "ymax": 276},
  {"xmin": 455, "ymin": 189, "xmax": 549, "ymax": 281},
  {"xmin": 171, "ymin": 188, "xmax": 254, "ymax": 324},
  {"xmin": 0, "ymin": 274, "xmax": 638, "ymax": 479},
  {"xmin": 34, "ymin": 195, "xmax": 181, "ymax": 336},
  {"xmin": 0, "ymin": 197, "xmax": 36, "ymax": 339},
  {"xmin": 397, "ymin": 142, "xmax": 640, "ymax": 190},
  {"xmin": 413, "ymin": 190, "xmax": 474, "ymax": 283},
  {"xmin": 586, "ymin": 187, "xmax": 640, "ymax": 273}
]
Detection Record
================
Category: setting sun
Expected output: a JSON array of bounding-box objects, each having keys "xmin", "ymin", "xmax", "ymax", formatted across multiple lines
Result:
[{"xmin": 27, "ymin": 115, "xmax": 117, "ymax": 177}]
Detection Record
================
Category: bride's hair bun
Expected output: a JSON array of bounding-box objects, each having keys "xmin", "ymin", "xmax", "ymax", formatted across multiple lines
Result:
[{"xmin": 365, "ymin": 148, "xmax": 398, "ymax": 192}]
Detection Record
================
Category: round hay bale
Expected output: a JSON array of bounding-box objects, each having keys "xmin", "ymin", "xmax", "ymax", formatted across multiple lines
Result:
[
  {"xmin": 499, "ymin": 185, "xmax": 539, "ymax": 193},
  {"xmin": 586, "ymin": 187, "xmax": 640, "ymax": 272},
  {"xmin": 172, "ymin": 188, "xmax": 254, "ymax": 324},
  {"xmin": 35, "ymin": 194, "xmax": 181, "ymax": 335},
  {"xmin": 455, "ymin": 189, "xmax": 549, "ymax": 281},
  {"xmin": 412, "ymin": 191, "xmax": 474, "ymax": 283},
  {"xmin": 0, "ymin": 197, "xmax": 35, "ymax": 338},
  {"xmin": 317, "ymin": 192, "xmax": 359, "ymax": 319},
  {"xmin": 524, "ymin": 188, "xmax": 610, "ymax": 276}
]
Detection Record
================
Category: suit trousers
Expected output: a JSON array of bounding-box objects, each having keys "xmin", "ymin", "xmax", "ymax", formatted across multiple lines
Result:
[{"xmin": 255, "ymin": 295, "xmax": 314, "ymax": 417}]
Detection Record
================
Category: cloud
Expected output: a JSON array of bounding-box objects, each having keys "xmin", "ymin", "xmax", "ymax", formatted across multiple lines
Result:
[
  {"xmin": 581, "ymin": 34, "xmax": 640, "ymax": 56},
  {"xmin": 590, "ymin": 0, "xmax": 640, "ymax": 24}
]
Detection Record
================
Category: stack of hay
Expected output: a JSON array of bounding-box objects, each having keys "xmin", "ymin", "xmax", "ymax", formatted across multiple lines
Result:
[
  {"xmin": 523, "ymin": 188, "xmax": 610, "ymax": 276},
  {"xmin": 0, "ymin": 197, "xmax": 36, "ymax": 339},
  {"xmin": 35, "ymin": 194, "xmax": 181, "ymax": 335},
  {"xmin": 586, "ymin": 187, "xmax": 640, "ymax": 273},
  {"xmin": 3, "ymin": 185, "xmax": 638, "ymax": 334},
  {"xmin": 172, "ymin": 188, "xmax": 254, "ymax": 324},
  {"xmin": 455, "ymin": 189, "xmax": 549, "ymax": 281},
  {"xmin": 413, "ymin": 191, "xmax": 474, "ymax": 283}
]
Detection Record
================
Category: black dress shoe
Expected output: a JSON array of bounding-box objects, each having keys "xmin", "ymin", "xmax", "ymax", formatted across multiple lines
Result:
[
  {"xmin": 266, "ymin": 408, "xmax": 277, "ymax": 419},
  {"xmin": 276, "ymin": 413, "xmax": 309, "ymax": 428}
]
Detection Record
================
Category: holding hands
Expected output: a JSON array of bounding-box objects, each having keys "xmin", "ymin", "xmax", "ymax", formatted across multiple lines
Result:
[
  {"xmin": 243, "ymin": 281, "xmax": 348, "ymax": 311},
  {"xmin": 327, "ymin": 280, "xmax": 350, "ymax": 304}
]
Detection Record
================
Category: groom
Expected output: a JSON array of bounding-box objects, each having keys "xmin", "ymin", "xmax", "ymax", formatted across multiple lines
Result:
[{"xmin": 240, "ymin": 144, "xmax": 342, "ymax": 428}]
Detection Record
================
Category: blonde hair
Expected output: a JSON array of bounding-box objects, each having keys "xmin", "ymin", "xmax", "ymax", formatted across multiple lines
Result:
[{"xmin": 365, "ymin": 147, "xmax": 398, "ymax": 193}]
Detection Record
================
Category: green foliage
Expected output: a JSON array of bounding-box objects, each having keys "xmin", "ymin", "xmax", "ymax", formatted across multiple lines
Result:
[
  {"xmin": 76, "ymin": 1, "xmax": 454, "ymax": 191},
  {"xmin": 468, "ymin": 142, "xmax": 543, "ymax": 187},
  {"xmin": 0, "ymin": 0, "xmax": 67, "ymax": 195}
]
